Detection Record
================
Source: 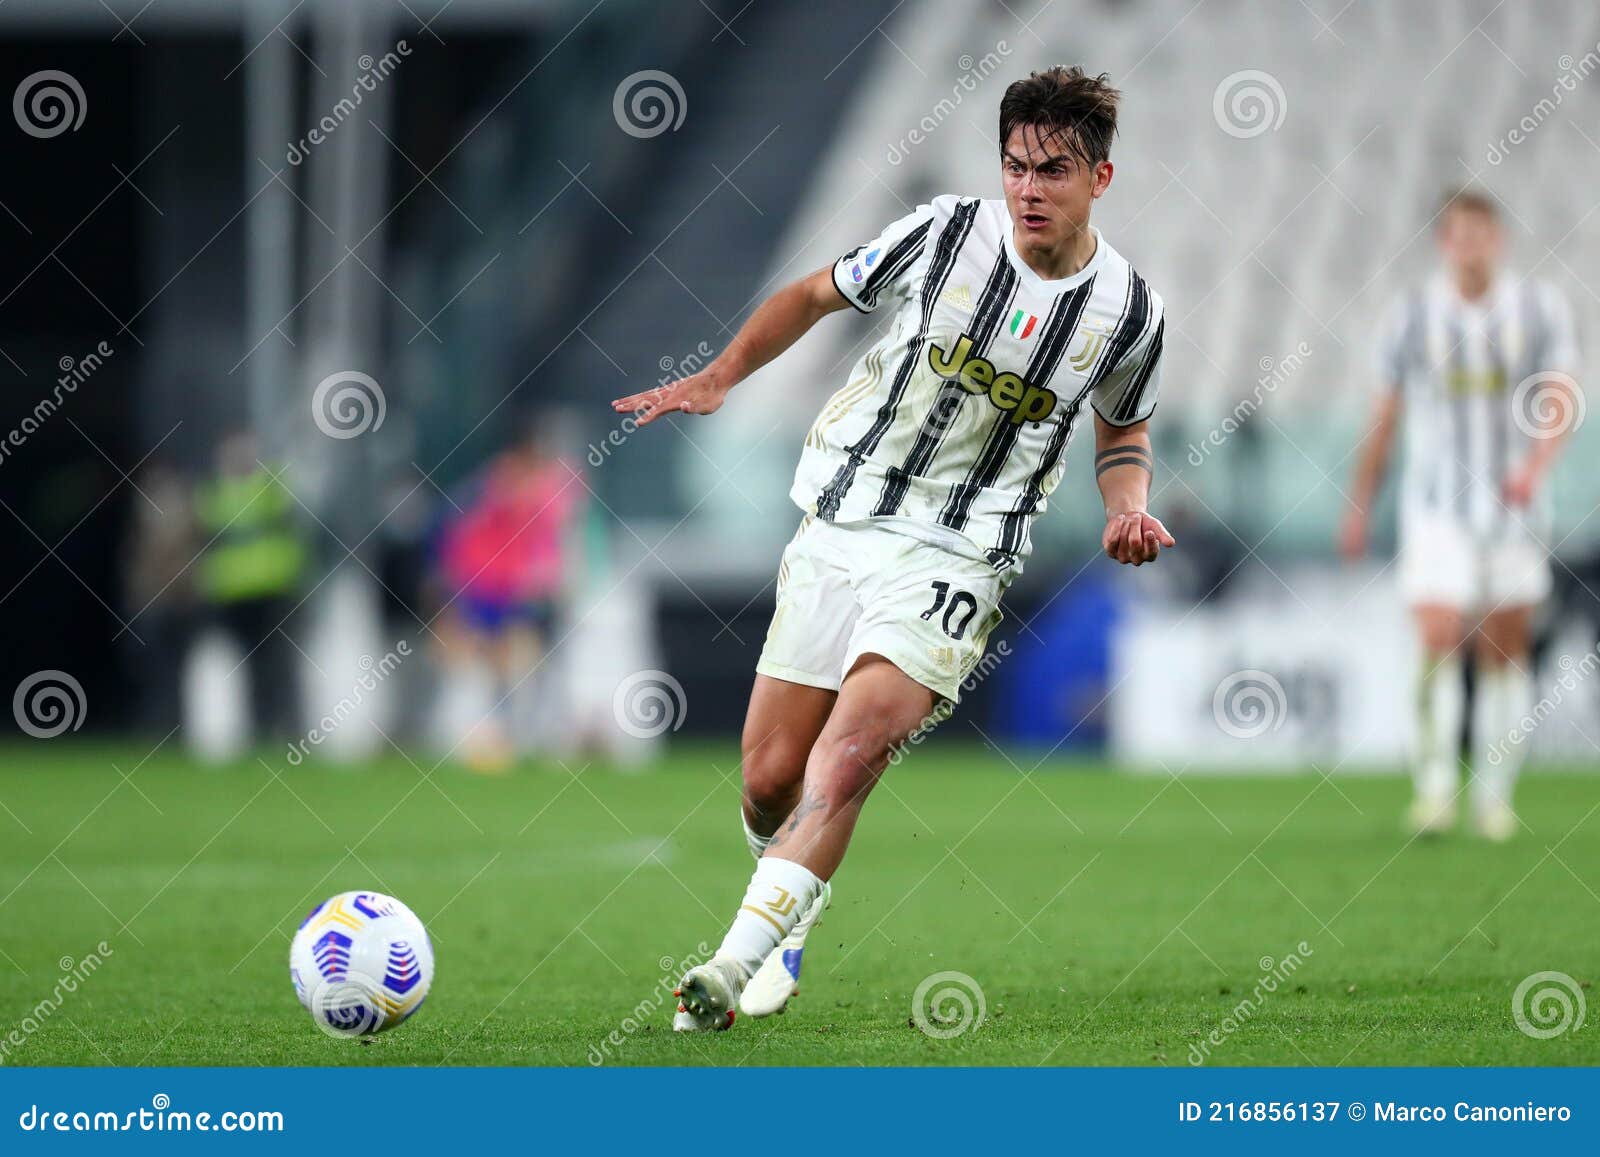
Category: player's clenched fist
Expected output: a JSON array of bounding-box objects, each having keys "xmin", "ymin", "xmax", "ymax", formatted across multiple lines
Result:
[
  {"xmin": 1102, "ymin": 509, "xmax": 1175, "ymax": 566},
  {"xmin": 612, "ymin": 370, "xmax": 731, "ymax": 427}
]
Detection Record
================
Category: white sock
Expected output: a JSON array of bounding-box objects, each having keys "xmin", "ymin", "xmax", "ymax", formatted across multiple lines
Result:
[
  {"xmin": 1473, "ymin": 662, "xmax": 1531, "ymax": 811},
  {"xmin": 1416, "ymin": 654, "xmax": 1464, "ymax": 800},
  {"xmin": 743, "ymin": 812, "xmax": 773, "ymax": 861},
  {"xmin": 716, "ymin": 857, "xmax": 823, "ymax": 976}
]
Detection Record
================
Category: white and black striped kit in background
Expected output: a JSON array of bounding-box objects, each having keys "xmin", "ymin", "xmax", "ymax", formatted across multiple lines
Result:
[{"xmin": 1377, "ymin": 273, "xmax": 1579, "ymax": 538}]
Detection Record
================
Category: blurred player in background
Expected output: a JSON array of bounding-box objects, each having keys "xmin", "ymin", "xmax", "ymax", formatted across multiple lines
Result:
[
  {"xmin": 433, "ymin": 420, "xmax": 582, "ymax": 771},
  {"xmin": 1341, "ymin": 190, "xmax": 1581, "ymax": 840},
  {"xmin": 615, "ymin": 66, "xmax": 1170, "ymax": 1030}
]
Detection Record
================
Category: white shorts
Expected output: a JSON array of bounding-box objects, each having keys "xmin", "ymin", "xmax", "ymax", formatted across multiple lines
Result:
[
  {"xmin": 1398, "ymin": 513, "xmax": 1551, "ymax": 611},
  {"xmin": 756, "ymin": 516, "xmax": 1009, "ymax": 702}
]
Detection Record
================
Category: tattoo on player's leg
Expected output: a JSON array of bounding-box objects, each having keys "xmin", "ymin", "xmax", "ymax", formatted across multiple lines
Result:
[{"xmin": 767, "ymin": 785, "xmax": 826, "ymax": 849}]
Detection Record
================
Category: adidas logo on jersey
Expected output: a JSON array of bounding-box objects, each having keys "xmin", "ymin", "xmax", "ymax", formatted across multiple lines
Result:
[
  {"xmin": 928, "ymin": 332, "xmax": 1058, "ymax": 426},
  {"xmin": 939, "ymin": 284, "xmax": 972, "ymax": 309}
]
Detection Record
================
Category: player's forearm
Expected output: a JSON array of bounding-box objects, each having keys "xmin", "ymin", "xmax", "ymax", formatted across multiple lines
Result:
[
  {"xmin": 1094, "ymin": 426, "xmax": 1154, "ymax": 516},
  {"xmin": 1348, "ymin": 397, "xmax": 1399, "ymax": 512},
  {"xmin": 710, "ymin": 271, "xmax": 837, "ymax": 390},
  {"xmin": 1522, "ymin": 374, "xmax": 1580, "ymax": 475}
]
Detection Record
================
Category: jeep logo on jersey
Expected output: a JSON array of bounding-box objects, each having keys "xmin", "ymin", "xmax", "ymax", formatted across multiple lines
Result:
[{"xmin": 927, "ymin": 332, "xmax": 1057, "ymax": 426}]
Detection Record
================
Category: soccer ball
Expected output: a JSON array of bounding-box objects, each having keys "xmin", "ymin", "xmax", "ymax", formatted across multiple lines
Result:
[{"xmin": 289, "ymin": 891, "xmax": 433, "ymax": 1038}]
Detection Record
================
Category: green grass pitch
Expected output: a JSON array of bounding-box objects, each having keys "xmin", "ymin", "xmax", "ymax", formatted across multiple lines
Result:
[{"xmin": 0, "ymin": 741, "xmax": 1595, "ymax": 1066}]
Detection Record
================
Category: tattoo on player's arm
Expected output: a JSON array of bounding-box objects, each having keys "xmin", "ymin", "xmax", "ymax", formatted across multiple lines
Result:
[{"xmin": 1094, "ymin": 444, "xmax": 1153, "ymax": 478}]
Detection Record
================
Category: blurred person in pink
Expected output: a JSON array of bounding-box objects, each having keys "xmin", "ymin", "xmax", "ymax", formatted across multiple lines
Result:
[{"xmin": 435, "ymin": 421, "xmax": 583, "ymax": 771}]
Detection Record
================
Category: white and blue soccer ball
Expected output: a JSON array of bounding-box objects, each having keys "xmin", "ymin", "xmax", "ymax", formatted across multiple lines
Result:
[{"xmin": 289, "ymin": 891, "xmax": 434, "ymax": 1038}]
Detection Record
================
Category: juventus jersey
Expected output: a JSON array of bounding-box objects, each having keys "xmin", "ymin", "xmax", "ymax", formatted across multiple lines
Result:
[
  {"xmin": 792, "ymin": 195, "xmax": 1164, "ymax": 573},
  {"xmin": 1376, "ymin": 273, "xmax": 1579, "ymax": 535}
]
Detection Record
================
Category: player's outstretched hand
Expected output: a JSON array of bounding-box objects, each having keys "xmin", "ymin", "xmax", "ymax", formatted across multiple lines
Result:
[
  {"xmin": 1103, "ymin": 510, "xmax": 1175, "ymax": 566},
  {"xmin": 1501, "ymin": 461, "xmax": 1540, "ymax": 508},
  {"xmin": 612, "ymin": 370, "xmax": 730, "ymax": 427}
]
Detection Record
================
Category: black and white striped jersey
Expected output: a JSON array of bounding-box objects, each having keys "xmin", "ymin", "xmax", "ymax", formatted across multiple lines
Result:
[
  {"xmin": 793, "ymin": 195, "xmax": 1164, "ymax": 573},
  {"xmin": 1377, "ymin": 273, "xmax": 1579, "ymax": 535}
]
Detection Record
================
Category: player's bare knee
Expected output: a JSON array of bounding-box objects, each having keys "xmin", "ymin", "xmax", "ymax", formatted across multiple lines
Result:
[
  {"xmin": 740, "ymin": 740, "xmax": 805, "ymax": 823},
  {"xmin": 810, "ymin": 723, "xmax": 896, "ymax": 808}
]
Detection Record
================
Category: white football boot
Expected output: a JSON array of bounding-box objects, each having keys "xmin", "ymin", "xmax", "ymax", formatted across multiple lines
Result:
[
  {"xmin": 1406, "ymin": 792, "xmax": 1456, "ymax": 836},
  {"xmin": 672, "ymin": 956, "xmax": 748, "ymax": 1032},
  {"xmin": 1472, "ymin": 801, "xmax": 1517, "ymax": 842},
  {"xmin": 739, "ymin": 882, "xmax": 831, "ymax": 1017}
]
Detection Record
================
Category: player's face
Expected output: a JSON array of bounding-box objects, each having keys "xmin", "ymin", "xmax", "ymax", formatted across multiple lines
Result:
[
  {"xmin": 1437, "ymin": 206, "xmax": 1503, "ymax": 281},
  {"xmin": 1001, "ymin": 124, "xmax": 1112, "ymax": 256}
]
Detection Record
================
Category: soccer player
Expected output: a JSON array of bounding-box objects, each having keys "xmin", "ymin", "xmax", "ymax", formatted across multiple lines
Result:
[
  {"xmin": 1341, "ymin": 190, "xmax": 1580, "ymax": 841},
  {"xmin": 612, "ymin": 67, "xmax": 1170, "ymax": 1029}
]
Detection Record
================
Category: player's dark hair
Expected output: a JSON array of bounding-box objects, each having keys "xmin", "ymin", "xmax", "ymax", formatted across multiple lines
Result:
[
  {"xmin": 1438, "ymin": 187, "xmax": 1499, "ymax": 223},
  {"xmin": 999, "ymin": 66, "xmax": 1120, "ymax": 168}
]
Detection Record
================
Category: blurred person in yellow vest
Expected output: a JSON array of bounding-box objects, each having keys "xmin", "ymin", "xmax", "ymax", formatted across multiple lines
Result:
[{"xmin": 193, "ymin": 430, "xmax": 308, "ymax": 741}]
